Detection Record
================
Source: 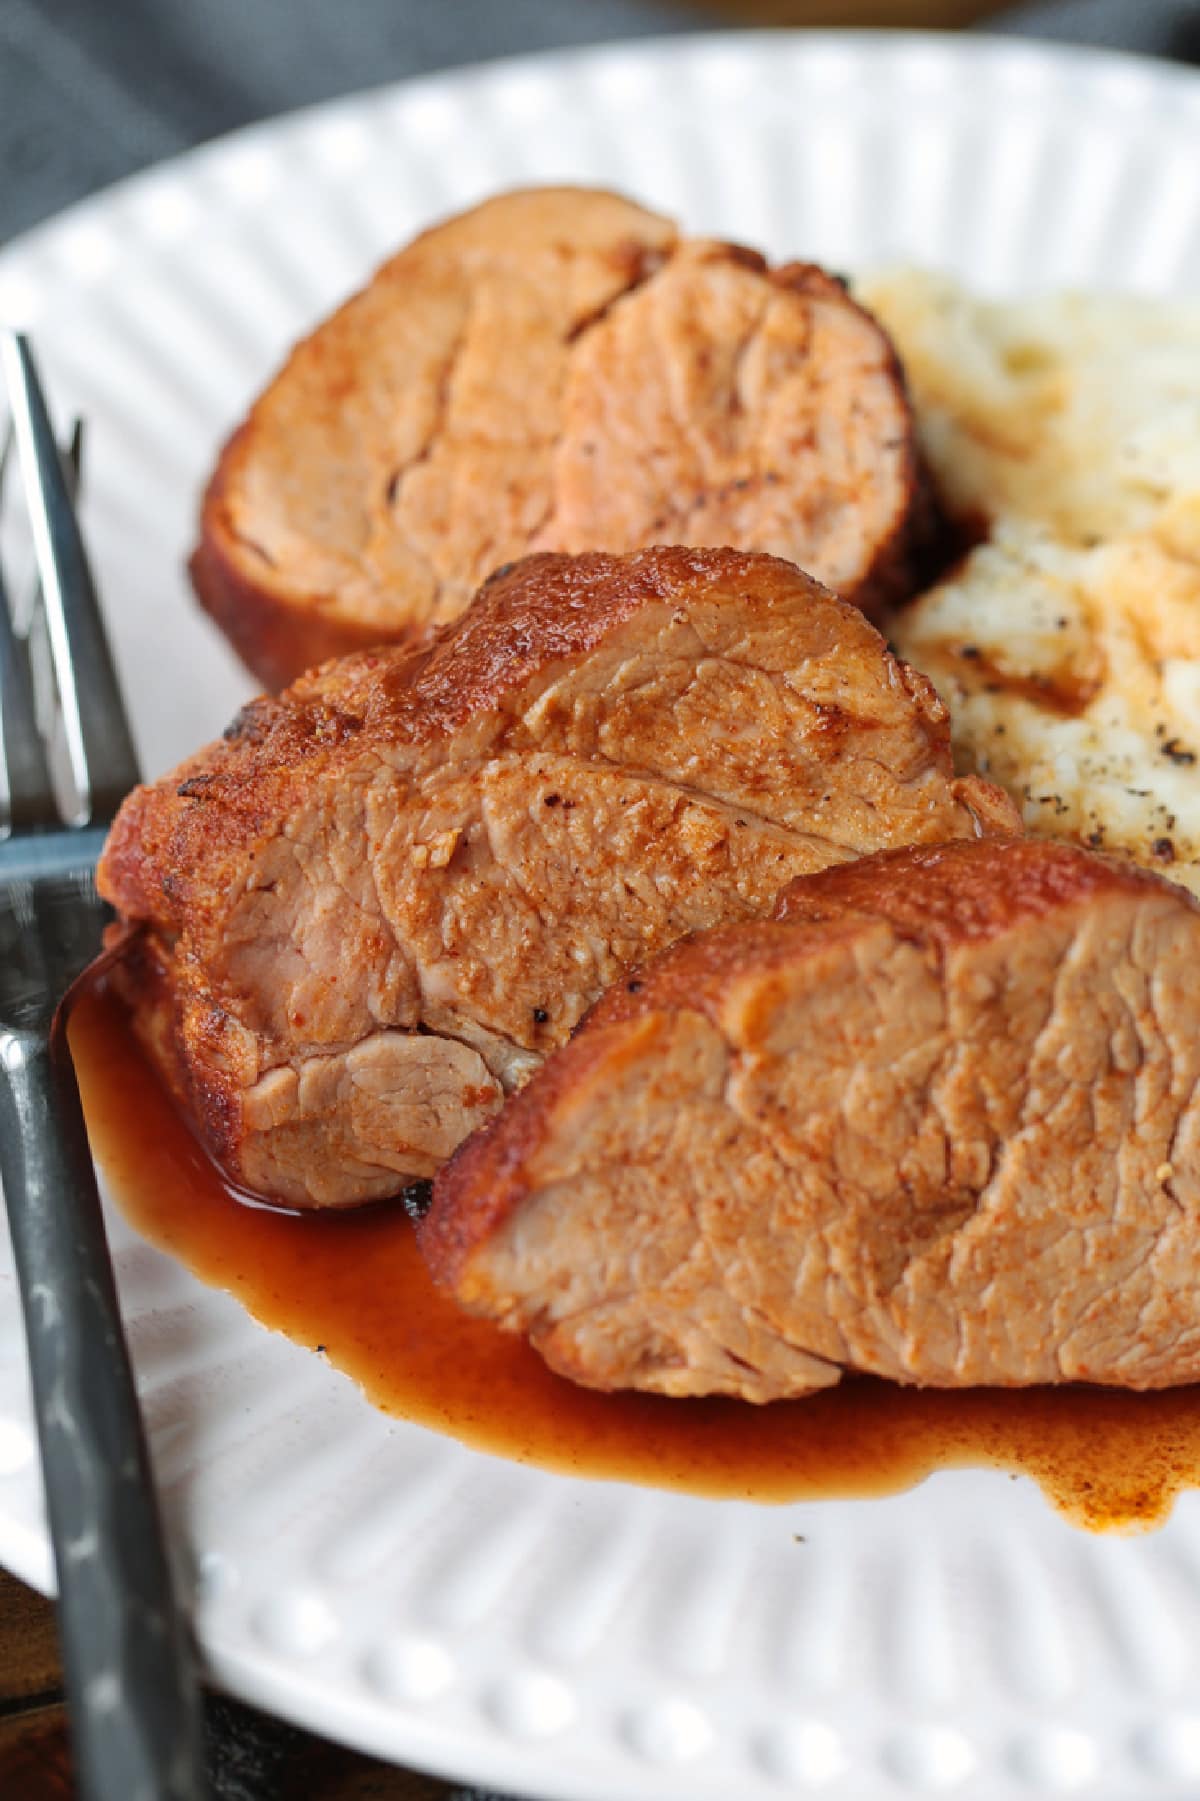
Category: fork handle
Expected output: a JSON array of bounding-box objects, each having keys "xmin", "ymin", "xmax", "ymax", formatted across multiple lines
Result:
[{"xmin": 0, "ymin": 1027, "xmax": 208, "ymax": 1801}]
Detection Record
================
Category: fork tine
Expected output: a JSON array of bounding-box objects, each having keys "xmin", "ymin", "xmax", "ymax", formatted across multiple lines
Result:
[
  {"xmin": 1, "ymin": 333, "xmax": 140, "ymax": 824},
  {"xmin": 23, "ymin": 418, "xmax": 86, "ymax": 751},
  {"xmin": 0, "ymin": 551, "xmax": 57, "ymax": 837},
  {"xmin": 65, "ymin": 416, "xmax": 84, "ymax": 494}
]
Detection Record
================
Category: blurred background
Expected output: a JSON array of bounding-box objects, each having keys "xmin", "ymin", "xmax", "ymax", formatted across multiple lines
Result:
[{"xmin": 3, "ymin": 0, "xmax": 1199, "ymax": 242}]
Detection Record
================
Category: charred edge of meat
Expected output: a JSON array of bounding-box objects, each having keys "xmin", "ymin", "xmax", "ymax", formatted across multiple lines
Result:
[
  {"xmin": 903, "ymin": 504, "xmax": 993, "ymax": 603},
  {"xmin": 400, "ymin": 1179, "xmax": 434, "ymax": 1221}
]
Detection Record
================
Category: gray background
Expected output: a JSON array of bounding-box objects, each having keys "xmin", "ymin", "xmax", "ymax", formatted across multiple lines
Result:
[{"xmin": 2, "ymin": 0, "xmax": 1198, "ymax": 243}]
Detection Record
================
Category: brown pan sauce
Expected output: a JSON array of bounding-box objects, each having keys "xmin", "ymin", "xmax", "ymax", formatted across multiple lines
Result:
[{"xmin": 70, "ymin": 979, "xmax": 1200, "ymax": 1534}]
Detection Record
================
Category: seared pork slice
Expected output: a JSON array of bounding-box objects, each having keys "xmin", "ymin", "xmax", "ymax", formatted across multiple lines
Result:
[
  {"xmin": 99, "ymin": 547, "xmax": 1015, "ymax": 1210},
  {"xmin": 191, "ymin": 186, "xmax": 927, "ymax": 689},
  {"xmin": 423, "ymin": 838, "xmax": 1200, "ymax": 1400}
]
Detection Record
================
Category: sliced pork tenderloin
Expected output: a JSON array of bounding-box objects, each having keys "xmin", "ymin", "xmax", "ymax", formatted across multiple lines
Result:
[
  {"xmin": 422, "ymin": 837, "xmax": 1200, "ymax": 1399},
  {"xmin": 99, "ymin": 547, "xmax": 1014, "ymax": 1209},
  {"xmin": 191, "ymin": 186, "xmax": 930, "ymax": 688}
]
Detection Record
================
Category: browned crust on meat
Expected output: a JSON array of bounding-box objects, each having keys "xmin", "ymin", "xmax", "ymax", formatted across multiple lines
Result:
[
  {"xmin": 420, "ymin": 838, "xmax": 1182, "ymax": 1288},
  {"xmin": 191, "ymin": 188, "xmax": 929, "ymax": 688},
  {"xmin": 189, "ymin": 424, "xmax": 430, "ymax": 693},
  {"xmin": 103, "ymin": 545, "xmax": 898, "ymax": 932},
  {"xmin": 766, "ymin": 261, "xmax": 937, "ymax": 618},
  {"xmin": 101, "ymin": 929, "xmax": 238, "ymax": 1165},
  {"xmin": 769, "ymin": 833, "xmax": 1164, "ymax": 938},
  {"xmin": 192, "ymin": 188, "xmax": 678, "ymax": 685}
]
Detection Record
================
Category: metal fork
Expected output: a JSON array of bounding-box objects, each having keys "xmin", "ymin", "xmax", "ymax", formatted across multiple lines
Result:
[{"xmin": 0, "ymin": 333, "xmax": 208, "ymax": 1800}]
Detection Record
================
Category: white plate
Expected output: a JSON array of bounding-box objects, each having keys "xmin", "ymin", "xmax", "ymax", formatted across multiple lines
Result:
[{"xmin": 4, "ymin": 31, "xmax": 1200, "ymax": 1801}]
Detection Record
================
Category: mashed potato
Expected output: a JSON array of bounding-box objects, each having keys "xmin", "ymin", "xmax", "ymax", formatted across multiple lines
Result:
[{"xmin": 859, "ymin": 270, "xmax": 1200, "ymax": 896}]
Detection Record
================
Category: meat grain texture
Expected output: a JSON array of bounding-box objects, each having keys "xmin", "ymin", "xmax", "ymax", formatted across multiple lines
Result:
[
  {"xmin": 193, "ymin": 187, "xmax": 928, "ymax": 689},
  {"xmin": 99, "ymin": 547, "xmax": 1014, "ymax": 1209},
  {"xmin": 423, "ymin": 838, "xmax": 1200, "ymax": 1399}
]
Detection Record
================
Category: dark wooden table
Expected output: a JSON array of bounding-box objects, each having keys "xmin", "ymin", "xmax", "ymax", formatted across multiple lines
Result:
[{"xmin": 0, "ymin": 1568, "xmax": 501, "ymax": 1800}]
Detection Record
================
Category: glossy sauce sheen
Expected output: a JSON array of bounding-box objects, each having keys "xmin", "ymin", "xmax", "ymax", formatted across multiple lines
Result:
[
  {"xmin": 947, "ymin": 641, "xmax": 1102, "ymax": 717},
  {"xmin": 72, "ymin": 981, "xmax": 1200, "ymax": 1533}
]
